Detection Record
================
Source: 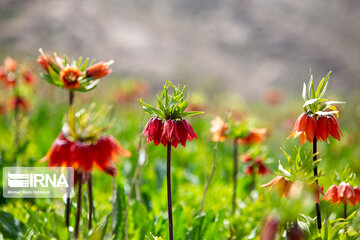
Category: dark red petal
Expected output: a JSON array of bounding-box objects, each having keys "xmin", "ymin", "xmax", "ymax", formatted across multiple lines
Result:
[
  {"xmin": 162, "ymin": 120, "xmax": 174, "ymax": 140},
  {"xmin": 182, "ymin": 119, "xmax": 197, "ymax": 139},
  {"xmin": 258, "ymin": 163, "xmax": 269, "ymax": 175},
  {"xmin": 148, "ymin": 118, "xmax": 160, "ymax": 140},
  {"xmin": 177, "ymin": 121, "xmax": 188, "ymax": 146},
  {"xmin": 48, "ymin": 136, "xmax": 73, "ymax": 167},
  {"xmin": 172, "ymin": 120, "xmax": 181, "ymax": 142}
]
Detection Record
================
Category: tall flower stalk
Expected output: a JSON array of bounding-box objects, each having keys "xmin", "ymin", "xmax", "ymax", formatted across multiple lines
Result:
[
  {"xmin": 139, "ymin": 81, "xmax": 202, "ymax": 240},
  {"xmin": 37, "ymin": 49, "xmax": 115, "ymax": 232},
  {"xmin": 288, "ymin": 71, "xmax": 344, "ymax": 230}
]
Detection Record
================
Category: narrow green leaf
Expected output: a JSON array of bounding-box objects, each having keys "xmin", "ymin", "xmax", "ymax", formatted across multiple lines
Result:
[{"xmin": 181, "ymin": 111, "xmax": 203, "ymax": 118}]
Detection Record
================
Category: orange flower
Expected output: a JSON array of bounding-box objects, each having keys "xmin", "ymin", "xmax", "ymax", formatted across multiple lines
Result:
[
  {"xmin": 42, "ymin": 134, "xmax": 131, "ymax": 177},
  {"xmin": 4, "ymin": 57, "xmax": 18, "ymax": 72},
  {"xmin": 323, "ymin": 182, "xmax": 358, "ymax": 206},
  {"xmin": 288, "ymin": 113, "xmax": 317, "ymax": 145},
  {"xmin": 316, "ymin": 115, "xmax": 342, "ymax": 142},
  {"xmin": 60, "ymin": 66, "xmax": 83, "ymax": 89},
  {"xmin": 85, "ymin": 61, "xmax": 113, "ymax": 79},
  {"xmin": 238, "ymin": 128, "xmax": 267, "ymax": 145},
  {"xmin": 210, "ymin": 116, "xmax": 228, "ymax": 142},
  {"xmin": 261, "ymin": 176, "xmax": 292, "ymax": 197}
]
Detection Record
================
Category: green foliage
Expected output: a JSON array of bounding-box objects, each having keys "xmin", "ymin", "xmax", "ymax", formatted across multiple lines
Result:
[
  {"xmin": 302, "ymin": 71, "xmax": 345, "ymax": 117},
  {"xmin": 299, "ymin": 212, "xmax": 360, "ymax": 239},
  {"xmin": 138, "ymin": 81, "xmax": 203, "ymax": 120},
  {"xmin": 277, "ymin": 147, "xmax": 319, "ymax": 183}
]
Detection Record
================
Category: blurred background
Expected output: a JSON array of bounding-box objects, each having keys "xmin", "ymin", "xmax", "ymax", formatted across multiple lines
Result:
[{"xmin": 1, "ymin": 0, "xmax": 360, "ymax": 99}]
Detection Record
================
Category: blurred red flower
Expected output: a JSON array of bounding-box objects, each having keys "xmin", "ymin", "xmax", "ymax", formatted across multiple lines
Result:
[
  {"xmin": 42, "ymin": 134, "xmax": 131, "ymax": 177},
  {"xmin": 142, "ymin": 118, "xmax": 198, "ymax": 148},
  {"xmin": 242, "ymin": 155, "xmax": 270, "ymax": 176},
  {"xmin": 23, "ymin": 70, "xmax": 36, "ymax": 85},
  {"xmin": 86, "ymin": 61, "xmax": 113, "ymax": 79},
  {"xmin": 238, "ymin": 128, "xmax": 267, "ymax": 145},
  {"xmin": 60, "ymin": 66, "xmax": 83, "ymax": 89},
  {"xmin": 8, "ymin": 96, "xmax": 29, "ymax": 111}
]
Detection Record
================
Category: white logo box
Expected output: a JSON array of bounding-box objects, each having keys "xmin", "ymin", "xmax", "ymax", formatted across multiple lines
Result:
[{"xmin": 3, "ymin": 167, "xmax": 74, "ymax": 198}]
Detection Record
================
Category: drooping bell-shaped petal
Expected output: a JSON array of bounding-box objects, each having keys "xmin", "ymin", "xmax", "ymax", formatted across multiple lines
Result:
[
  {"xmin": 316, "ymin": 116, "xmax": 329, "ymax": 142},
  {"xmin": 328, "ymin": 115, "xmax": 342, "ymax": 141},
  {"xmin": 338, "ymin": 182, "xmax": 356, "ymax": 205},
  {"xmin": 42, "ymin": 134, "xmax": 73, "ymax": 167},
  {"xmin": 288, "ymin": 113, "xmax": 317, "ymax": 145}
]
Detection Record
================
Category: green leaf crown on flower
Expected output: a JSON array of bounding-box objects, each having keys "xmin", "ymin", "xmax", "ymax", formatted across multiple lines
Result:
[
  {"xmin": 138, "ymin": 80, "xmax": 203, "ymax": 120},
  {"xmin": 302, "ymin": 71, "xmax": 345, "ymax": 117}
]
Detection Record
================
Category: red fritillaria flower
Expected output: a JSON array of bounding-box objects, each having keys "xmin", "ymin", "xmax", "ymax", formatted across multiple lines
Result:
[
  {"xmin": 86, "ymin": 61, "xmax": 113, "ymax": 79},
  {"xmin": 288, "ymin": 113, "xmax": 317, "ymax": 145},
  {"xmin": 60, "ymin": 66, "xmax": 83, "ymax": 89},
  {"xmin": 142, "ymin": 117, "xmax": 198, "ymax": 148},
  {"xmin": 323, "ymin": 182, "xmax": 359, "ymax": 206},
  {"xmin": 42, "ymin": 134, "xmax": 131, "ymax": 177},
  {"xmin": 316, "ymin": 115, "xmax": 342, "ymax": 142}
]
